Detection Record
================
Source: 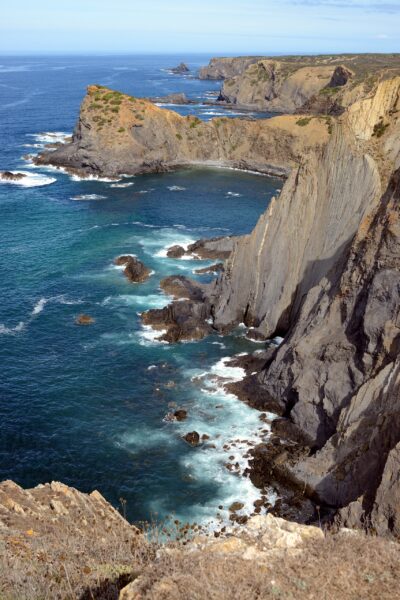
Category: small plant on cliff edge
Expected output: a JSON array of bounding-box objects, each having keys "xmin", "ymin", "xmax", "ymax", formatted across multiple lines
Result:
[
  {"xmin": 296, "ymin": 117, "xmax": 312, "ymax": 127},
  {"xmin": 176, "ymin": 133, "xmax": 183, "ymax": 140},
  {"xmin": 118, "ymin": 127, "xmax": 125, "ymax": 133},
  {"xmin": 373, "ymin": 120, "xmax": 389, "ymax": 138}
]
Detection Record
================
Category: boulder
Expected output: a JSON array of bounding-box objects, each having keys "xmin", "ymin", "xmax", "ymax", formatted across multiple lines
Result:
[
  {"xmin": 114, "ymin": 255, "xmax": 151, "ymax": 283},
  {"xmin": 183, "ymin": 431, "xmax": 200, "ymax": 446},
  {"xmin": 75, "ymin": 314, "xmax": 95, "ymax": 325},
  {"xmin": 166, "ymin": 245, "xmax": 185, "ymax": 258},
  {"xmin": 174, "ymin": 409, "xmax": 187, "ymax": 421}
]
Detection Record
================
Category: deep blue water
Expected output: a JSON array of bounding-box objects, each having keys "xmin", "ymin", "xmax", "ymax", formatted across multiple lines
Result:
[{"xmin": 0, "ymin": 55, "xmax": 281, "ymax": 527}]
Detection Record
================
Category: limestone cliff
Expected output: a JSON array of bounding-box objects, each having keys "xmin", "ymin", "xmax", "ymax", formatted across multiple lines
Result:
[{"xmin": 36, "ymin": 85, "xmax": 329, "ymax": 178}]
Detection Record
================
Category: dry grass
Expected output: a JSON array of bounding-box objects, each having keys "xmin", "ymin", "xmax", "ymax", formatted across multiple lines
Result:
[
  {"xmin": 132, "ymin": 532, "xmax": 400, "ymax": 600},
  {"xmin": 0, "ymin": 517, "xmax": 157, "ymax": 600}
]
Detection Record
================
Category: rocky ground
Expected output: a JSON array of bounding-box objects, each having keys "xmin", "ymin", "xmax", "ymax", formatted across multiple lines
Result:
[{"xmin": 2, "ymin": 480, "xmax": 400, "ymax": 599}]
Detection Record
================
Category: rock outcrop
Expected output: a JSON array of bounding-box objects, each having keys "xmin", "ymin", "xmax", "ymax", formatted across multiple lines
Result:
[
  {"xmin": 198, "ymin": 56, "xmax": 262, "ymax": 80},
  {"xmin": 0, "ymin": 171, "xmax": 26, "ymax": 181},
  {"xmin": 35, "ymin": 85, "xmax": 329, "ymax": 178},
  {"xmin": 0, "ymin": 480, "xmax": 142, "ymax": 598},
  {"xmin": 171, "ymin": 62, "xmax": 190, "ymax": 74},
  {"xmin": 208, "ymin": 54, "xmax": 400, "ymax": 114},
  {"xmin": 208, "ymin": 77, "xmax": 400, "ymax": 534},
  {"xmin": 114, "ymin": 255, "xmax": 151, "ymax": 282}
]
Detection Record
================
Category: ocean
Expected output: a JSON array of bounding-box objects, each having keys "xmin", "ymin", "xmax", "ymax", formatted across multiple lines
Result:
[{"xmin": 0, "ymin": 55, "xmax": 282, "ymax": 528}]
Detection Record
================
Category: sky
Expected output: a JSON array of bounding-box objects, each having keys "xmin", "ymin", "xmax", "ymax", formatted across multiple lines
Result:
[{"xmin": 0, "ymin": 0, "xmax": 399, "ymax": 55}]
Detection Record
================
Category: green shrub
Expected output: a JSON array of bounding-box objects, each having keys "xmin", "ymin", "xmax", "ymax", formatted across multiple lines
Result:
[
  {"xmin": 296, "ymin": 117, "xmax": 312, "ymax": 127},
  {"xmin": 373, "ymin": 121, "xmax": 389, "ymax": 138},
  {"xmin": 176, "ymin": 133, "xmax": 182, "ymax": 140},
  {"xmin": 118, "ymin": 127, "xmax": 125, "ymax": 133}
]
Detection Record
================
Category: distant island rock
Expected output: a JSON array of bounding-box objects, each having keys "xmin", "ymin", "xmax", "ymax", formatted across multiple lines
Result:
[{"xmin": 170, "ymin": 62, "xmax": 190, "ymax": 74}]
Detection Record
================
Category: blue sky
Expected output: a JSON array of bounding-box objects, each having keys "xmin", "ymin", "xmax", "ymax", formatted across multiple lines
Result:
[{"xmin": 1, "ymin": 0, "xmax": 399, "ymax": 54}]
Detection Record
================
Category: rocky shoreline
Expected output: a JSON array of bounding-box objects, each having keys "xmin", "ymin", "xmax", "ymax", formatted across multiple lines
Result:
[{"xmin": 21, "ymin": 58, "xmax": 400, "ymax": 536}]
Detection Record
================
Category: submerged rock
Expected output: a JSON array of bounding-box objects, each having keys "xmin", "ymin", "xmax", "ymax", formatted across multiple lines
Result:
[
  {"xmin": 174, "ymin": 409, "xmax": 188, "ymax": 421},
  {"xmin": 75, "ymin": 314, "xmax": 95, "ymax": 325},
  {"xmin": 184, "ymin": 431, "xmax": 200, "ymax": 446}
]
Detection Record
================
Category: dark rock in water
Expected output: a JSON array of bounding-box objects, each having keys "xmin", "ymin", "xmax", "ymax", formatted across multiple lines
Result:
[
  {"xmin": 160, "ymin": 275, "xmax": 205, "ymax": 301},
  {"xmin": 75, "ymin": 314, "xmax": 95, "ymax": 326},
  {"xmin": 146, "ymin": 304, "xmax": 211, "ymax": 343},
  {"xmin": 114, "ymin": 255, "xmax": 151, "ymax": 283},
  {"xmin": 228, "ymin": 501, "xmax": 244, "ymax": 513},
  {"xmin": 1, "ymin": 171, "xmax": 26, "ymax": 181},
  {"xmin": 194, "ymin": 263, "xmax": 224, "ymax": 275},
  {"xmin": 224, "ymin": 375, "xmax": 285, "ymax": 415},
  {"xmin": 187, "ymin": 236, "xmax": 234, "ymax": 260},
  {"xmin": 174, "ymin": 409, "xmax": 188, "ymax": 422},
  {"xmin": 184, "ymin": 431, "xmax": 200, "ymax": 446},
  {"xmin": 171, "ymin": 63, "xmax": 190, "ymax": 74},
  {"xmin": 149, "ymin": 93, "xmax": 192, "ymax": 105},
  {"xmin": 166, "ymin": 245, "xmax": 185, "ymax": 258}
]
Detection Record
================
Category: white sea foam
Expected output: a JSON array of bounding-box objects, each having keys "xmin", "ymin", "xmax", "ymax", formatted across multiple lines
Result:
[
  {"xmin": 226, "ymin": 191, "xmax": 242, "ymax": 197},
  {"xmin": 0, "ymin": 321, "xmax": 25, "ymax": 335},
  {"xmin": 109, "ymin": 182, "xmax": 135, "ymax": 188},
  {"xmin": 71, "ymin": 194, "xmax": 107, "ymax": 201},
  {"xmin": 167, "ymin": 185, "xmax": 186, "ymax": 191},
  {"xmin": 102, "ymin": 294, "xmax": 171, "ymax": 309},
  {"xmin": 27, "ymin": 131, "xmax": 71, "ymax": 145},
  {"xmin": 70, "ymin": 174, "xmax": 120, "ymax": 183},
  {"xmin": 0, "ymin": 171, "xmax": 56, "ymax": 187},
  {"xmin": 137, "ymin": 325, "xmax": 168, "ymax": 346}
]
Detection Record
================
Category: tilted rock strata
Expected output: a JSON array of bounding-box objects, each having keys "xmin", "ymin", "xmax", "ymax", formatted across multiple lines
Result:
[
  {"xmin": 35, "ymin": 85, "xmax": 329, "ymax": 178},
  {"xmin": 206, "ymin": 54, "xmax": 400, "ymax": 114}
]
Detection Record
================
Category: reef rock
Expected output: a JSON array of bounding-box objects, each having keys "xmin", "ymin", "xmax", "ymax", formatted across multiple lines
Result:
[{"xmin": 114, "ymin": 255, "xmax": 151, "ymax": 283}]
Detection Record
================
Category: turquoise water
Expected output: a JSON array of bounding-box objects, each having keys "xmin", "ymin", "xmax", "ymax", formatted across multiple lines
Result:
[{"xmin": 0, "ymin": 56, "xmax": 282, "ymax": 526}]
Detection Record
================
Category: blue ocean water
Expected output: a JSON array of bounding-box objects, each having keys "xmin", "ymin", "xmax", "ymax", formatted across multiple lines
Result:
[{"xmin": 0, "ymin": 55, "xmax": 282, "ymax": 527}]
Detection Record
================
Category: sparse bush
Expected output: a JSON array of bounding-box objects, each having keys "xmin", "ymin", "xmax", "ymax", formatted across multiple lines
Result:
[
  {"xmin": 176, "ymin": 133, "xmax": 183, "ymax": 140},
  {"xmin": 373, "ymin": 120, "xmax": 389, "ymax": 138},
  {"xmin": 296, "ymin": 117, "xmax": 312, "ymax": 126}
]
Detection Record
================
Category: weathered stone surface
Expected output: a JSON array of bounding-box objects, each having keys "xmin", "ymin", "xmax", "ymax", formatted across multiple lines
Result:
[
  {"xmin": 115, "ymin": 255, "xmax": 151, "ymax": 283},
  {"xmin": 187, "ymin": 236, "xmax": 234, "ymax": 260},
  {"xmin": 198, "ymin": 57, "xmax": 262, "ymax": 80},
  {"xmin": 166, "ymin": 244, "xmax": 185, "ymax": 258},
  {"xmin": 35, "ymin": 85, "xmax": 328, "ymax": 179}
]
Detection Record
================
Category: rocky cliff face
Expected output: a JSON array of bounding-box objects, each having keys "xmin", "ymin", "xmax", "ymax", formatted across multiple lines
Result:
[
  {"xmin": 210, "ymin": 54, "xmax": 400, "ymax": 114},
  {"xmin": 198, "ymin": 56, "xmax": 262, "ymax": 80},
  {"xmin": 36, "ymin": 85, "xmax": 329, "ymax": 178},
  {"xmin": 210, "ymin": 77, "xmax": 400, "ymax": 534}
]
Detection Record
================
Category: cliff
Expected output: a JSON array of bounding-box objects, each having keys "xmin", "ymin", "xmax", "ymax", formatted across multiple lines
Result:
[
  {"xmin": 2, "ymin": 480, "xmax": 400, "ymax": 599},
  {"xmin": 35, "ymin": 85, "xmax": 329, "ymax": 179},
  {"xmin": 203, "ymin": 54, "xmax": 400, "ymax": 114},
  {"xmin": 198, "ymin": 56, "xmax": 262, "ymax": 80},
  {"xmin": 209, "ymin": 77, "xmax": 400, "ymax": 533}
]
